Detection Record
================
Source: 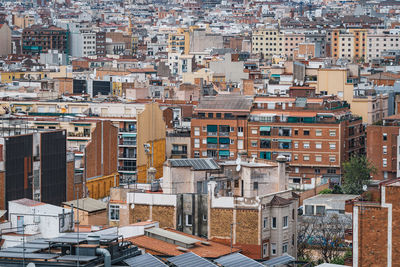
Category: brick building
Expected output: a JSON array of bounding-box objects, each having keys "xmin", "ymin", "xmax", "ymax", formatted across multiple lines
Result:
[
  {"xmin": 366, "ymin": 115, "xmax": 400, "ymax": 180},
  {"xmin": 22, "ymin": 25, "xmax": 69, "ymax": 55},
  {"xmin": 191, "ymin": 95, "xmax": 365, "ymax": 189},
  {"xmin": 352, "ymin": 179, "xmax": 400, "ymax": 267}
]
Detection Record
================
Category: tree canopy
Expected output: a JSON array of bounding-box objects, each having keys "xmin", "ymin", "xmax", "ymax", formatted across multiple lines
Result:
[{"xmin": 342, "ymin": 155, "xmax": 376, "ymax": 195}]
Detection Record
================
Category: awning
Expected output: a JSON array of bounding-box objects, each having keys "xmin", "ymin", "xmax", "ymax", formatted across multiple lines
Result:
[
  {"xmin": 219, "ymin": 150, "xmax": 230, "ymax": 156},
  {"xmin": 207, "ymin": 125, "xmax": 217, "ymax": 132},
  {"xmin": 260, "ymin": 126, "xmax": 271, "ymax": 131},
  {"xmin": 271, "ymin": 74, "xmax": 281, "ymax": 77},
  {"xmin": 122, "ymin": 133, "xmax": 136, "ymax": 137},
  {"xmin": 260, "ymin": 152, "xmax": 271, "ymax": 160},
  {"xmin": 219, "ymin": 138, "xmax": 230, "ymax": 144},
  {"xmin": 207, "ymin": 137, "xmax": 218, "ymax": 144},
  {"xmin": 278, "ymin": 139, "xmax": 291, "ymax": 142}
]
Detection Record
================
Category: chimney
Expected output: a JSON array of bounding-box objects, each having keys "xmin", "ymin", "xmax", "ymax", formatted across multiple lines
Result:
[{"xmin": 276, "ymin": 155, "xmax": 287, "ymax": 191}]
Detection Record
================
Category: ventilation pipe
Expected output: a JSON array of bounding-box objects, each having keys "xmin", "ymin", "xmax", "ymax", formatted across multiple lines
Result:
[{"xmin": 96, "ymin": 248, "xmax": 111, "ymax": 267}]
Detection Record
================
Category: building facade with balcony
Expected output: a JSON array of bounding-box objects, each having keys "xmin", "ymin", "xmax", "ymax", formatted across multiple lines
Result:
[
  {"xmin": 191, "ymin": 95, "xmax": 365, "ymax": 189},
  {"xmin": 22, "ymin": 25, "xmax": 69, "ymax": 55}
]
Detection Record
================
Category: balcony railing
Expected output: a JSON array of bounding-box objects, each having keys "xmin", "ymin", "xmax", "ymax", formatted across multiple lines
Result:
[
  {"xmin": 220, "ymin": 144, "xmax": 230, "ymax": 149},
  {"xmin": 119, "ymin": 128, "xmax": 136, "ymax": 133},
  {"xmin": 118, "ymin": 166, "xmax": 136, "ymax": 172},
  {"xmin": 171, "ymin": 150, "xmax": 187, "ymax": 155},
  {"xmin": 68, "ymin": 132, "xmax": 90, "ymax": 138},
  {"xmin": 207, "ymin": 132, "xmax": 218, "ymax": 136},
  {"xmin": 120, "ymin": 141, "xmax": 137, "ymax": 146},
  {"xmin": 207, "ymin": 144, "xmax": 218, "ymax": 149},
  {"xmin": 219, "ymin": 131, "xmax": 230, "ymax": 136}
]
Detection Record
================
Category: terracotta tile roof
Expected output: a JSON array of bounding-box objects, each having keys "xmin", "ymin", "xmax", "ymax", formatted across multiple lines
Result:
[{"xmin": 127, "ymin": 228, "xmax": 239, "ymax": 258}]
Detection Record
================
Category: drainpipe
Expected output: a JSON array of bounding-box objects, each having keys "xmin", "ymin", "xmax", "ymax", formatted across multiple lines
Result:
[{"xmin": 96, "ymin": 248, "xmax": 111, "ymax": 267}]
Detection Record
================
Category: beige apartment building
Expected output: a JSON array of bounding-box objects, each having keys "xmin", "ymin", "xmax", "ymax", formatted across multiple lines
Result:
[
  {"xmin": 251, "ymin": 27, "xmax": 283, "ymax": 57},
  {"xmin": 366, "ymin": 29, "xmax": 400, "ymax": 62},
  {"xmin": 282, "ymin": 31, "xmax": 306, "ymax": 59},
  {"xmin": 351, "ymin": 94, "xmax": 389, "ymax": 124}
]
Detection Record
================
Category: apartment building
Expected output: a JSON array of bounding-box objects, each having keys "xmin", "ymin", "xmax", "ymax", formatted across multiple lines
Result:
[
  {"xmin": 331, "ymin": 29, "xmax": 367, "ymax": 60},
  {"xmin": 22, "ymin": 25, "xmax": 69, "ymax": 55},
  {"xmin": 247, "ymin": 96, "xmax": 365, "ymax": 188},
  {"xmin": 70, "ymin": 28, "xmax": 97, "ymax": 57},
  {"xmin": 190, "ymin": 95, "xmax": 253, "ymax": 160},
  {"xmin": 366, "ymin": 29, "xmax": 400, "ymax": 62},
  {"xmin": 208, "ymin": 181, "xmax": 298, "ymax": 260},
  {"xmin": 191, "ymin": 95, "xmax": 365, "ymax": 189},
  {"xmin": 0, "ymin": 100, "xmax": 165, "ymax": 185},
  {"xmin": 366, "ymin": 115, "xmax": 400, "ymax": 181},
  {"xmin": 251, "ymin": 27, "xmax": 283, "ymax": 57},
  {"xmin": 282, "ymin": 31, "xmax": 305, "ymax": 59},
  {"xmin": 168, "ymin": 27, "xmax": 191, "ymax": 54},
  {"xmin": 0, "ymin": 23, "xmax": 11, "ymax": 57}
]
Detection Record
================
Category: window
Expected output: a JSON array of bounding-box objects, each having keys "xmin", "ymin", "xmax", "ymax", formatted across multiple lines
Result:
[
  {"xmin": 202, "ymin": 139, "xmax": 207, "ymax": 144},
  {"xmin": 203, "ymin": 214, "xmax": 207, "ymax": 221},
  {"xmin": 271, "ymin": 243, "xmax": 277, "ymax": 255},
  {"xmin": 329, "ymin": 155, "xmax": 336, "ymax": 162},
  {"xmin": 263, "ymin": 243, "xmax": 268, "ymax": 257},
  {"xmin": 303, "ymin": 155, "xmax": 310, "ymax": 161},
  {"xmin": 315, "ymin": 168, "xmax": 321, "ymax": 174},
  {"xmin": 194, "ymin": 151, "xmax": 200, "ymax": 158},
  {"xmin": 303, "ymin": 130, "xmax": 310, "ymax": 136},
  {"xmin": 194, "ymin": 127, "xmax": 200, "ymax": 136},
  {"xmin": 253, "ymin": 182, "xmax": 258, "ymax": 190},
  {"xmin": 383, "ymin": 158, "xmax": 387, "ymax": 167},
  {"xmin": 303, "ymin": 142, "xmax": 310, "ymax": 149},
  {"xmin": 238, "ymin": 140, "xmax": 244, "ymax": 149},
  {"xmin": 329, "ymin": 130, "xmax": 336, "ymax": 136},
  {"xmin": 238, "ymin": 127, "xmax": 244, "ymax": 137},
  {"xmin": 384, "ymin": 171, "xmax": 388, "ymax": 179},
  {"xmin": 283, "ymin": 216, "xmax": 288, "ymax": 228},
  {"xmin": 208, "ymin": 113, "xmax": 213, "ymax": 118},
  {"xmin": 316, "ymin": 206, "xmax": 326, "ymax": 216},
  {"xmin": 295, "ymin": 167, "xmax": 299, "ymax": 173},
  {"xmin": 315, "ymin": 155, "xmax": 322, "ymax": 162},
  {"xmin": 383, "ymin": 133, "xmax": 387, "ymax": 141},
  {"xmin": 251, "ymin": 129, "xmax": 258, "ymax": 135},
  {"xmin": 263, "ymin": 217, "xmax": 268, "ymax": 229},
  {"xmin": 329, "ymin": 143, "xmax": 336, "ymax": 150},
  {"xmin": 315, "ymin": 142, "xmax": 322, "ymax": 149},
  {"xmin": 327, "ymin": 168, "xmax": 336, "ymax": 174},
  {"xmin": 194, "ymin": 139, "xmax": 200, "ymax": 148},
  {"xmin": 294, "ymin": 130, "xmax": 298, "ymax": 135},
  {"xmin": 109, "ymin": 205, "xmax": 120, "ymax": 221},
  {"xmin": 272, "ymin": 217, "xmax": 277, "ymax": 229},
  {"xmin": 282, "ymin": 242, "xmax": 288, "ymax": 253},
  {"xmin": 294, "ymin": 142, "xmax": 299, "ymax": 149},
  {"xmin": 251, "ymin": 140, "xmax": 258, "ymax": 147},
  {"xmin": 305, "ymin": 205, "xmax": 314, "ymax": 215},
  {"xmin": 185, "ymin": 214, "xmax": 193, "ymax": 226}
]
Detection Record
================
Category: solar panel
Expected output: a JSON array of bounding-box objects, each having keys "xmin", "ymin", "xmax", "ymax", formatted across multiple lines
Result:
[
  {"xmin": 262, "ymin": 254, "xmax": 295, "ymax": 266},
  {"xmin": 124, "ymin": 253, "xmax": 167, "ymax": 267},
  {"xmin": 169, "ymin": 158, "xmax": 220, "ymax": 170},
  {"xmin": 57, "ymin": 255, "xmax": 98, "ymax": 262},
  {"xmin": 2, "ymin": 247, "xmax": 41, "ymax": 253},
  {"xmin": 214, "ymin": 253, "xmax": 264, "ymax": 267},
  {"xmin": 168, "ymin": 252, "xmax": 217, "ymax": 267},
  {"xmin": 0, "ymin": 252, "xmax": 58, "ymax": 260}
]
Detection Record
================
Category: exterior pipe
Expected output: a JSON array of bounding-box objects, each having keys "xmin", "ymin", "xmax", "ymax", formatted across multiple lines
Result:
[{"xmin": 96, "ymin": 248, "xmax": 111, "ymax": 267}]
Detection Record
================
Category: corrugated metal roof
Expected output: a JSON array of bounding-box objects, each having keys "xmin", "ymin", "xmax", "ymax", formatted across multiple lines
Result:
[
  {"xmin": 262, "ymin": 254, "xmax": 295, "ymax": 266},
  {"xmin": 124, "ymin": 253, "xmax": 167, "ymax": 267},
  {"xmin": 63, "ymin": 197, "xmax": 107, "ymax": 212},
  {"xmin": 168, "ymin": 252, "xmax": 217, "ymax": 267},
  {"xmin": 145, "ymin": 228, "xmax": 200, "ymax": 245},
  {"xmin": 169, "ymin": 158, "xmax": 220, "ymax": 170},
  {"xmin": 215, "ymin": 253, "xmax": 264, "ymax": 267}
]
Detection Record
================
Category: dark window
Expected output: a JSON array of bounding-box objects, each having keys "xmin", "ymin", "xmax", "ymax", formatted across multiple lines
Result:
[
  {"xmin": 216, "ymin": 113, "xmax": 221, "ymax": 118},
  {"xmin": 208, "ymin": 113, "xmax": 213, "ymax": 118},
  {"xmin": 303, "ymin": 130, "xmax": 310, "ymax": 136},
  {"xmin": 253, "ymin": 182, "xmax": 258, "ymax": 190},
  {"xmin": 315, "ymin": 168, "xmax": 321, "ymax": 174},
  {"xmin": 272, "ymin": 217, "xmax": 277, "ymax": 228},
  {"xmin": 294, "ymin": 130, "xmax": 298, "ymax": 135}
]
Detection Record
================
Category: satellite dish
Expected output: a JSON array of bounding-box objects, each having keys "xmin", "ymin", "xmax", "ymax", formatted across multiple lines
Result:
[
  {"xmin": 362, "ymin": 185, "xmax": 368, "ymax": 192},
  {"xmin": 236, "ymin": 164, "xmax": 241, "ymax": 172},
  {"xmin": 27, "ymin": 263, "xmax": 36, "ymax": 267},
  {"xmin": 235, "ymin": 157, "xmax": 241, "ymax": 165}
]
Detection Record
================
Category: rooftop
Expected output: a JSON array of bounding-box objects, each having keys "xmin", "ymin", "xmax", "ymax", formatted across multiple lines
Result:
[
  {"xmin": 168, "ymin": 158, "xmax": 220, "ymax": 170},
  {"xmin": 195, "ymin": 95, "xmax": 253, "ymax": 112},
  {"xmin": 63, "ymin": 198, "xmax": 107, "ymax": 213}
]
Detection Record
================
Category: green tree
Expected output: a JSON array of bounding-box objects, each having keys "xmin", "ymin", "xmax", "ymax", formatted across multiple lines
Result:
[{"xmin": 342, "ymin": 155, "xmax": 376, "ymax": 195}]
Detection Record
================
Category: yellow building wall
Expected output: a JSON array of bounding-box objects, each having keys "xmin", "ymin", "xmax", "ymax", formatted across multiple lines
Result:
[
  {"xmin": 137, "ymin": 138, "xmax": 166, "ymax": 183},
  {"xmin": 86, "ymin": 172, "xmax": 119, "ymax": 199},
  {"xmin": 1, "ymin": 72, "xmax": 26, "ymax": 83},
  {"xmin": 136, "ymin": 102, "xmax": 166, "ymax": 183},
  {"xmin": 113, "ymin": 82, "xmax": 123, "ymax": 96},
  {"xmin": 316, "ymin": 69, "xmax": 354, "ymax": 102}
]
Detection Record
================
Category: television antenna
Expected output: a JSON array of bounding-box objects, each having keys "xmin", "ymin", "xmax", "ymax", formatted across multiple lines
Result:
[{"xmin": 235, "ymin": 157, "xmax": 241, "ymax": 172}]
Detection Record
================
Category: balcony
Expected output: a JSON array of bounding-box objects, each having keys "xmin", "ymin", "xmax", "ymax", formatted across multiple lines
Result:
[
  {"xmin": 119, "ymin": 140, "xmax": 136, "ymax": 146},
  {"xmin": 171, "ymin": 150, "xmax": 187, "ymax": 155},
  {"xmin": 68, "ymin": 132, "xmax": 90, "ymax": 138},
  {"xmin": 118, "ymin": 166, "xmax": 136, "ymax": 172},
  {"xmin": 207, "ymin": 144, "xmax": 218, "ymax": 149},
  {"xmin": 119, "ymin": 128, "xmax": 136, "ymax": 133},
  {"xmin": 219, "ymin": 131, "xmax": 230, "ymax": 136},
  {"xmin": 207, "ymin": 132, "xmax": 218, "ymax": 136},
  {"xmin": 220, "ymin": 144, "xmax": 230, "ymax": 149}
]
